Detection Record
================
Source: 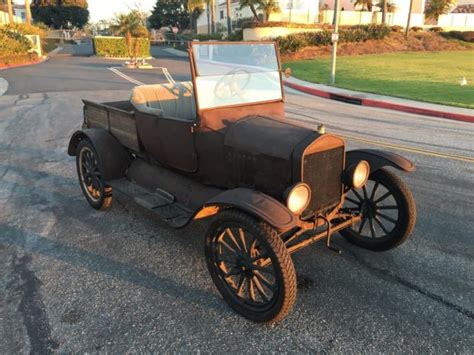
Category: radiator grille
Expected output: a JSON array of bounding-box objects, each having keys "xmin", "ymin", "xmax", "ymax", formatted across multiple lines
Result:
[{"xmin": 302, "ymin": 147, "xmax": 344, "ymax": 218}]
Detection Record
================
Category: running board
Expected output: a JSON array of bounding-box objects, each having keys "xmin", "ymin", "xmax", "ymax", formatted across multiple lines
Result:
[{"xmin": 108, "ymin": 178, "xmax": 193, "ymax": 228}]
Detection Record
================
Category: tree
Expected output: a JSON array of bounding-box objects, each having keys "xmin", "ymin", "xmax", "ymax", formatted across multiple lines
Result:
[
  {"xmin": 354, "ymin": 0, "xmax": 373, "ymax": 11},
  {"xmin": 6, "ymin": 0, "xmax": 14, "ymax": 24},
  {"xmin": 376, "ymin": 1, "xmax": 395, "ymax": 12},
  {"xmin": 239, "ymin": 0, "xmax": 260, "ymax": 22},
  {"xmin": 110, "ymin": 10, "xmax": 149, "ymax": 37},
  {"xmin": 405, "ymin": 0, "xmax": 413, "ymax": 37},
  {"xmin": 257, "ymin": 0, "xmax": 280, "ymax": 22},
  {"xmin": 187, "ymin": 0, "xmax": 204, "ymax": 33},
  {"xmin": 376, "ymin": 0, "xmax": 396, "ymax": 23},
  {"xmin": 148, "ymin": 0, "xmax": 189, "ymax": 30},
  {"xmin": 425, "ymin": 0, "xmax": 455, "ymax": 22},
  {"xmin": 25, "ymin": 0, "xmax": 32, "ymax": 25},
  {"xmin": 31, "ymin": 0, "xmax": 89, "ymax": 29}
]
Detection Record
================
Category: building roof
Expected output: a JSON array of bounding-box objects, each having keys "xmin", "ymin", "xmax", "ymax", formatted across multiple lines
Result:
[{"xmin": 452, "ymin": 4, "xmax": 474, "ymax": 13}]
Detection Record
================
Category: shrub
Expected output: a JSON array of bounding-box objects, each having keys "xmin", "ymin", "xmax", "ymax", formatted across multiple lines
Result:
[
  {"xmin": 0, "ymin": 53, "xmax": 38, "ymax": 67},
  {"xmin": 192, "ymin": 33, "xmax": 223, "ymax": 41},
  {"xmin": 277, "ymin": 24, "xmax": 391, "ymax": 54},
  {"xmin": 5, "ymin": 23, "xmax": 47, "ymax": 37},
  {"xmin": 391, "ymin": 25, "xmax": 404, "ymax": 32},
  {"xmin": 227, "ymin": 29, "xmax": 243, "ymax": 41},
  {"xmin": 428, "ymin": 26, "xmax": 443, "ymax": 32},
  {"xmin": 93, "ymin": 36, "xmax": 150, "ymax": 57},
  {"xmin": 244, "ymin": 21, "xmax": 327, "ymax": 29},
  {"xmin": 410, "ymin": 26, "xmax": 423, "ymax": 32},
  {"xmin": 0, "ymin": 28, "xmax": 32, "ymax": 57},
  {"xmin": 442, "ymin": 31, "xmax": 474, "ymax": 43}
]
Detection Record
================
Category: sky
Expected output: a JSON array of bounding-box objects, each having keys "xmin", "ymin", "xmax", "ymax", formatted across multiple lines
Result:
[{"xmin": 13, "ymin": 0, "xmax": 157, "ymax": 23}]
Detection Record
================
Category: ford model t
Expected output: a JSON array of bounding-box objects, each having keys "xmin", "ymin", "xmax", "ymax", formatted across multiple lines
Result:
[{"xmin": 68, "ymin": 42, "xmax": 416, "ymax": 323}]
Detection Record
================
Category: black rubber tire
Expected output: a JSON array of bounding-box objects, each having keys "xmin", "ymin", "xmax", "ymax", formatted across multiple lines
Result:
[
  {"xmin": 340, "ymin": 168, "xmax": 416, "ymax": 251},
  {"xmin": 205, "ymin": 210, "xmax": 297, "ymax": 323},
  {"xmin": 76, "ymin": 139, "xmax": 112, "ymax": 210}
]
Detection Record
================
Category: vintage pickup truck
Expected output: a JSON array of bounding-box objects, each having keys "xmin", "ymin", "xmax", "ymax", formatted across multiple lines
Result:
[{"xmin": 68, "ymin": 42, "xmax": 416, "ymax": 323}]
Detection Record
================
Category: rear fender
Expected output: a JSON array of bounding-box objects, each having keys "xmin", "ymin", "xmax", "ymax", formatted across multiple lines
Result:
[
  {"xmin": 346, "ymin": 149, "xmax": 415, "ymax": 173},
  {"xmin": 194, "ymin": 188, "xmax": 297, "ymax": 232},
  {"xmin": 67, "ymin": 128, "xmax": 132, "ymax": 180}
]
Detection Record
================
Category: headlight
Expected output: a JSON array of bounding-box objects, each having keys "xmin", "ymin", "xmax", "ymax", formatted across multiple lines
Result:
[
  {"xmin": 285, "ymin": 183, "xmax": 311, "ymax": 215},
  {"xmin": 351, "ymin": 160, "xmax": 370, "ymax": 189}
]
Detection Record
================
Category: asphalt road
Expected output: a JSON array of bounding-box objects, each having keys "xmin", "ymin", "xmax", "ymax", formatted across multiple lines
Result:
[{"xmin": 0, "ymin": 47, "xmax": 473, "ymax": 353}]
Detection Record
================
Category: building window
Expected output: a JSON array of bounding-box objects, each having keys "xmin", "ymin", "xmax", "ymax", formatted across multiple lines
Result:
[{"xmin": 220, "ymin": 10, "xmax": 224, "ymax": 20}]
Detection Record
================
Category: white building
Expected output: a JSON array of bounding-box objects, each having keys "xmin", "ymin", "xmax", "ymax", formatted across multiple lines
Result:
[
  {"xmin": 13, "ymin": 4, "xmax": 26, "ymax": 22},
  {"xmin": 197, "ymin": 0, "xmax": 321, "ymax": 34}
]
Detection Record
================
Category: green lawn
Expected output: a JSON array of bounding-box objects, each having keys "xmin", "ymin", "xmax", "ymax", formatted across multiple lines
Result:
[{"xmin": 283, "ymin": 51, "xmax": 474, "ymax": 109}]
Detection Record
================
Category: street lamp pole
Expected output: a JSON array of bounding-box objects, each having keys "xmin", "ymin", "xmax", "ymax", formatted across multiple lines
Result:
[{"xmin": 330, "ymin": 0, "xmax": 341, "ymax": 85}]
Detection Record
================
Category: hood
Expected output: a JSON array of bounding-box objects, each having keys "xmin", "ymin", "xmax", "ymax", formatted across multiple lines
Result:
[{"xmin": 224, "ymin": 115, "xmax": 318, "ymax": 159}]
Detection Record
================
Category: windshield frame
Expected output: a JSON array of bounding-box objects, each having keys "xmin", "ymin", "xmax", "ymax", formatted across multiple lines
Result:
[{"xmin": 188, "ymin": 41, "xmax": 284, "ymax": 115}]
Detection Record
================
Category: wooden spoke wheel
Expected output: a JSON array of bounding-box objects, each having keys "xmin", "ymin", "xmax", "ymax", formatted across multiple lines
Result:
[
  {"xmin": 76, "ymin": 139, "xmax": 112, "ymax": 210},
  {"xmin": 341, "ymin": 168, "xmax": 416, "ymax": 251},
  {"xmin": 205, "ymin": 210, "xmax": 297, "ymax": 323}
]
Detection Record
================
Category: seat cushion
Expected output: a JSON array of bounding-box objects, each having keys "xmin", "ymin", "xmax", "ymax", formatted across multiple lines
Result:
[{"xmin": 130, "ymin": 81, "xmax": 196, "ymax": 121}]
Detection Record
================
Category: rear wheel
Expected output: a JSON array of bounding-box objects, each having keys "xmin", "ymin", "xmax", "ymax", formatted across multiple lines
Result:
[
  {"xmin": 76, "ymin": 139, "xmax": 112, "ymax": 210},
  {"xmin": 340, "ymin": 168, "xmax": 416, "ymax": 251},
  {"xmin": 205, "ymin": 210, "xmax": 297, "ymax": 323}
]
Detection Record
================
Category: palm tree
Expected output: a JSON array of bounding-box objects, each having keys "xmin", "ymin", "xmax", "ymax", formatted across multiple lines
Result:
[
  {"xmin": 354, "ymin": 0, "xmax": 373, "ymax": 11},
  {"xmin": 239, "ymin": 0, "xmax": 260, "ymax": 22},
  {"xmin": 425, "ymin": 0, "xmax": 455, "ymax": 22},
  {"xmin": 187, "ymin": 0, "xmax": 204, "ymax": 33},
  {"xmin": 6, "ymin": 0, "xmax": 14, "ymax": 23},
  {"xmin": 258, "ymin": 0, "xmax": 280, "ymax": 22},
  {"xmin": 110, "ymin": 10, "xmax": 148, "ymax": 37},
  {"xmin": 376, "ymin": 0, "xmax": 396, "ymax": 23},
  {"xmin": 25, "ymin": 0, "xmax": 32, "ymax": 25}
]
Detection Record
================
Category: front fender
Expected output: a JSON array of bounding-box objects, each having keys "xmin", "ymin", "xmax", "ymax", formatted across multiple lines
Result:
[
  {"xmin": 346, "ymin": 149, "xmax": 415, "ymax": 173},
  {"xmin": 196, "ymin": 188, "xmax": 297, "ymax": 232},
  {"xmin": 67, "ymin": 128, "xmax": 132, "ymax": 180}
]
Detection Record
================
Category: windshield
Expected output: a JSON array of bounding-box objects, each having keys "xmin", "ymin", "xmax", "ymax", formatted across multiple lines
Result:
[{"xmin": 191, "ymin": 43, "xmax": 283, "ymax": 110}]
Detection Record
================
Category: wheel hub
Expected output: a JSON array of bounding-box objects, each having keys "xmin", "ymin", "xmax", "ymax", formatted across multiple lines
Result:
[
  {"xmin": 237, "ymin": 257, "xmax": 254, "ymax": 277},
  {"xmin": 361, "ymin": 200, "xmax": 378, "ymax": 219}
]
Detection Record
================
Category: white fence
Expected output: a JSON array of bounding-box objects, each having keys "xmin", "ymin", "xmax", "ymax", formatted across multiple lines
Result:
[{"xmin": 437, "ymin": 13, "xmax": 474, "ymax": 30}]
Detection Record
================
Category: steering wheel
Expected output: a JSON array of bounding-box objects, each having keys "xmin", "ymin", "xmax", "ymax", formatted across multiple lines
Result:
[{"xmin": 214, "ymin": 68, "xmax": 251, "ymax": 100}]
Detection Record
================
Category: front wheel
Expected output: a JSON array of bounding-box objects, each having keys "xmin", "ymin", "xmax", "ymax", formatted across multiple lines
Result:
[
  {"xmin": 340, "ymin": 168, "xmax": 416, "ymax": 251},
  {"xmin": 205, "ymin": 210, "xmax": 297, "ymax": 323}
]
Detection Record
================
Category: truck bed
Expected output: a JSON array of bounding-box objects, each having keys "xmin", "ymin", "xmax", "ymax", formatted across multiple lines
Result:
[{"xmin": 83, "ymin": 99, "xmax": 140, "ymax": 152}]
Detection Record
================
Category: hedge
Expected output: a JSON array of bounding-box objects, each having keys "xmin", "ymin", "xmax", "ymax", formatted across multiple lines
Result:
[
  {"xmin": 93, "ymin": 36, "xmax": 150, "ymax": 58},
  {"xmin": 0, "ymin": 28, "xmax": 32, "ymax": 57},
  {"xmin": 0, "ymin": 53, "xmax": 38, "ymax": 67},
  {"xmin": 276, "ymin": 24, "xmax": 391, "ymax": 54}
]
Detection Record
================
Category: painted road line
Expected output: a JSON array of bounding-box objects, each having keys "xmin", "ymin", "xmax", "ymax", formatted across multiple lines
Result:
[
  {"xmin": 108, "ymin": 67, "xmax": 145, "ymax": 86},
  {"xmin": 340, "ymin": 134, "xmax": 474, "ymax": 164},
  {"xmin": 0, "ymin": 77, "xmax": 8, "ymax": 96},
  {"xmin": 285, "ymin": 115, "xmax": 474, "ymax": 164},
  {"xmin": 109, "ymin": 66, "xmax": 175, "ymax": 85}
]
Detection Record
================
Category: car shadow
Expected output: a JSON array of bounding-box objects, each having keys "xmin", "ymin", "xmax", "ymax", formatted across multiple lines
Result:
[{"xmin": 0, "ymin": 223, "xmax": 222, "ymax": 313}]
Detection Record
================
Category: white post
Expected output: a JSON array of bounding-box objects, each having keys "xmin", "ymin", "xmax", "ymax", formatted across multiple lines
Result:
[{"xmin": 330, "ymin": 0, "xmax": 340, "ymax": 85}]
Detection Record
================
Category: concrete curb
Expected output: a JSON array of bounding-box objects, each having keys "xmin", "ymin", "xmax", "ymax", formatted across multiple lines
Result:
[
  {"xmin": 284, "ymin": 80, "xmax": 474, "ymax": 124},
  {"xmin": 0, "ymin": 77, "xmax": 8, "ymax": 96},
  {"xmin": 0, "ymin": 55, "xmax": 49, "ymax": 71}
]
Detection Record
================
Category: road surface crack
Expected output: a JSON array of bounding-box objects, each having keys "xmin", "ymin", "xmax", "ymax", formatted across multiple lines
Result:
[{"xmin": 12, "ymin": 252, "xmax": 59, "ymax": 354}]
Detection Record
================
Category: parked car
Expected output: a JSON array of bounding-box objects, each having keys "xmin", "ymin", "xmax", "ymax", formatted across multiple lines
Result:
[{"xmin": 68, "ymin": 41, "xmax": 417, "ymax": 323}]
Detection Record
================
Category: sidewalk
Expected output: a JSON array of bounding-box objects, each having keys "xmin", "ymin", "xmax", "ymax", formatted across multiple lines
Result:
[{"xmin": 284, "ymin": 76, "xmax": 474, "ymax": 123}]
